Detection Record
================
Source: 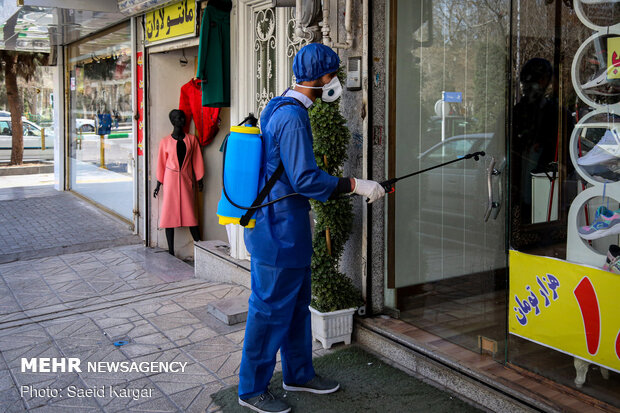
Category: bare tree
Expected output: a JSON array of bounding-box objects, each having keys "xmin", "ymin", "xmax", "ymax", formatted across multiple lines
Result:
[{"xmin": 0, "ymin": 51, "xmax": 47, "ymax": 165}]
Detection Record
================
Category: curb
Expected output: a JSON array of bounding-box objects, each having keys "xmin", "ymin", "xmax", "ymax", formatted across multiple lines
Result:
[
  {"xmin": 0, "ymin": 235, "xmax": 142, "ymax": 264},
  {"xmin": 0, "ymin": 163, "xmax": 54, "ymax": 176}
]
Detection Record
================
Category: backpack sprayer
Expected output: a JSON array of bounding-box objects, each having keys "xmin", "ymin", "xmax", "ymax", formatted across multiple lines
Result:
[{"xmin": 216, "ymin": 111, "xmax": 486, "ymax": 226}]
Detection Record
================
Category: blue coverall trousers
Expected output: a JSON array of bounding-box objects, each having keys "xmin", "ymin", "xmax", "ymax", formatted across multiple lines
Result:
[{"xmin": 238, "ymin": 260, "xmax": 315, "ymax": 399}]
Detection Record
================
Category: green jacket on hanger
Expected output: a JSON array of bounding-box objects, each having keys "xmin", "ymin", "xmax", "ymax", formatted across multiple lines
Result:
[{"xmin": 196, "ymin": 1, "xmax": 231, "ymax": 108}]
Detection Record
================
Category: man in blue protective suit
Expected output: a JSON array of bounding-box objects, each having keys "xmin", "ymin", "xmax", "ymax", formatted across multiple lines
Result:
[{"xmin": 237, "ymin": 43, "xmax": 386, "ymax": 413}]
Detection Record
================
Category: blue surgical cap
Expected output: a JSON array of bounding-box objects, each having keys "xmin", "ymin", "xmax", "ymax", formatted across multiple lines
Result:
[{"xmin": 293, "ymin": 43, "xmax": 340, "ymax": 82}]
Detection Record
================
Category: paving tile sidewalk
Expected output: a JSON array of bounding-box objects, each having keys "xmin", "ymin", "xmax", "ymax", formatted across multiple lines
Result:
[
  {"xmin": 0, "ymin": 245, "xmax": 332, "ymax": 412},
  {"xmin": 0, "ymin": 185, "xmax": 140, "ymax": 264}
]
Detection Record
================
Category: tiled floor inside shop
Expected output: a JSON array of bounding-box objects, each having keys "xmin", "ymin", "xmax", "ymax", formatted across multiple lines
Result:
[
  {"xmin": 389, "ymin": 271, "xmax": 620, "ymax": 412},
  {"xmin": 398, "ymin": 269, "xmax": 506, "ymax": 355},
  {"xmin": 364, "ymin": 317, "xmax": 620, "ymax": 412}
]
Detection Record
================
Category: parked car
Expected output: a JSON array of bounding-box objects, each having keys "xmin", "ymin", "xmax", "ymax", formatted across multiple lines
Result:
[
  {"xmin": 0, "ymin": 117, "xmax": 54, "ymax": 161},
  {"xmin": 425, "ymin": 115, "xmax": 476, "ymax": 141},
  {"xmin": 418, "ymin": 133, "xmax": 491, "ymax": 161},
  {"xmin": 76, "ymin": 118, "xmax": 96, "ymax": 133}
]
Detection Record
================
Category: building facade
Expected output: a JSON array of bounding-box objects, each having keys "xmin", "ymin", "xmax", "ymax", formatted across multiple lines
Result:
[{"xmin": 2, "ymin": 0, "xmax": 618, "ymax": 410}]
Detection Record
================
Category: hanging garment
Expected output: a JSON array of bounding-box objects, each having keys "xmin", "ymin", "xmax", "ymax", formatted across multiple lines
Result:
[
  {"xmin": 156, "ymin": 134, "xmax": 204, "ymax": 228},
  {"xmin": 179, "ymin": 78, "xmax": 221, "ymax": 146},
  {"xmin": 196, "ymin": 2, "xmax": 231, "ymax": 107}
]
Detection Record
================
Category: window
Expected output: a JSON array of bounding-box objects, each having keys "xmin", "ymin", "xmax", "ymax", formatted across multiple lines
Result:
[
  {"xmin": 421, "ymin": 138, "xmax": 477, "ymax": 162},
  {"xmin": 67, "ymin": 22, "xmax": 133, "ymax": 220},
  {"xmin": 0, "ymin": 121, "xmax": 10, "ymax": 135},
  {"xmin": 23, "ymin": 123, "xmax": 40, "ymax": 137}
]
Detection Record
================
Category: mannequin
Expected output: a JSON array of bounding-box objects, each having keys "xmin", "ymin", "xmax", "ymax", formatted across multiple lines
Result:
[{"xmin": 154, "ymin": 109, "xmax": 205, "ymax": 255}]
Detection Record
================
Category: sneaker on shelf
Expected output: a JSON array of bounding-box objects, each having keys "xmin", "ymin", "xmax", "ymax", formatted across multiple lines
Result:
[
  {"xmin": 582, "ymin": 163, "xmax": 620, "ymax": 182},
  {"xmin": 283, "ymin": 375, "xmax": 340, "ymax": 394},
  {"xmin": 578, "ymin": 206, "xmax": 620, "ymax": 240},
  {"xmin": 238, "ymin": 390, "xmax": 291, "ymax": 413},
  {"xmin": 580, "ymin": 68, "xmax": 620, "ymax": 97},
  {"xmin": 577, "ymin": 129, "xmax": 620, "ymax": 166},
  {"xmin": 603, "ymin": 244, "xmax": 620, "ymax": 274}
]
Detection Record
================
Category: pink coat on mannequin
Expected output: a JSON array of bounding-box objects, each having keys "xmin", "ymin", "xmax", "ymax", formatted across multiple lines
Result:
[{"xmin": 156, "ymin": 134, "xmax": 204, "ymax": 228}]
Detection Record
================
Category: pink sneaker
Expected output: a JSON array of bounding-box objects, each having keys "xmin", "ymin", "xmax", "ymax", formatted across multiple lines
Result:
[{"xmin": 602, "ymin": 244, "xmax": 620, "ymax": 274}]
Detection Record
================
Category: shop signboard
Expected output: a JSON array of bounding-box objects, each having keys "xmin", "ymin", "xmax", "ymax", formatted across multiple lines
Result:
[
  {"xmin": 509, "ymin": 250, "xmax": 620, "ymax": 373},
  {"xmin": 145, "ymin": 0, "xmax": 196, "ymax": 45},
  {"xmin": 442, "ymin": 91, "xmax": 462, "ymax": 103},
  {"xmin": 607, "ymin": 37, "xmax": 620, "ymax": 80},
  {"xmin": 136, "ymin": 51, "xmax": 144, "ymax": 156}
]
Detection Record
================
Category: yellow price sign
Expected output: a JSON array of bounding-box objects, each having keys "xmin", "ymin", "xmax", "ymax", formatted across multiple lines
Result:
[
  {"xmin": 146, "ymin": 0, "xmax": 196, "ymax": 44},
  {"xmin": 509, "ymin": 251, "xmax": 620, "ymax": 373},
  {"xmin": 607, "ymin": 36, "xmax": 620, "ymax": 80}
]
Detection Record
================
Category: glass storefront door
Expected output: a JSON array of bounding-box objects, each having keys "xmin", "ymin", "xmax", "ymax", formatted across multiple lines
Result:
[
  {"xmin": 67, "ymin": 23, "xmax": 134, "ymax": 220},
  {"xmin": 388, "ymin": 0, "xmax": 509, "ymax": 359}
]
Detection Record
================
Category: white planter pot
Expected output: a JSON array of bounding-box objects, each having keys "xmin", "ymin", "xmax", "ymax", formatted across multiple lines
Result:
[{"xmin": 309, "ymin": 306, "xmax": 356, "ymax": 349}]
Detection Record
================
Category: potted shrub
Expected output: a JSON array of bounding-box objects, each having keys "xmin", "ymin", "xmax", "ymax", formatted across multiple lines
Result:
[{"xmin": 308, "ymin": 69, "xmax": 362, "ymax": 349}]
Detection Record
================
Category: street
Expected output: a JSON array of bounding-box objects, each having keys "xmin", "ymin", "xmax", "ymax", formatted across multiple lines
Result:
[{"xmin": 0, "ymin": 185, "xmax": 333, "ymax": 412}]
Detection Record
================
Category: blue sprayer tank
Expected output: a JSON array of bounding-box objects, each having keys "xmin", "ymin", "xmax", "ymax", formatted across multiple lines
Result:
[{"xmin": 217, "ymin": 124, "xmax": 262, "ymax": 228}]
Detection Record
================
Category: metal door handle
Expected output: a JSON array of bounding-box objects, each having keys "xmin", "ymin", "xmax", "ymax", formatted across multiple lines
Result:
[
  {"xmin": 484, "ymin": 157, "xmax": 501, "ymax": 222},
  {"xmin": 492, "ymin": 177, "xmax": 503, "ymax": 220},
  {"xmin": 492, "ymin": 159, "xmax": 505, "ymax": 220}
]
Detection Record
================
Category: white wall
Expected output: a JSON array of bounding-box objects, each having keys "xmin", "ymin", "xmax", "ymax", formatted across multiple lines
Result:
[{"xmin": 147, "ymin": 47, "xmax": 228, "ymax": 260}]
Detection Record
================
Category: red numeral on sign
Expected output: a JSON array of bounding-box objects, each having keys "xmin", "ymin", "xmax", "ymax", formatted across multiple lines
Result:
[
  {"xmin": 574, "ymin": 277, "xmax": 601, "ymax": 356},
  {"xmin": 616, "ymin": 330, "xmax": 620, "ymax": 360}
]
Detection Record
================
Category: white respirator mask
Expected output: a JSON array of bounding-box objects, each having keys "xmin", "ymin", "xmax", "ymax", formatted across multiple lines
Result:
[{"xmin": 295, "ymin": 75, "xmax": 343, "ymax": 103}]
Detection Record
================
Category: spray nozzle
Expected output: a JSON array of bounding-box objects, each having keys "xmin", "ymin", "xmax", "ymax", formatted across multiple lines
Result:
[
  {"xmin": 464, "ymin": 151, "xmax": 485, "ymax": 161},
  {"xmin": 238, "ymin": 113, "xmax": 259, "ymax": 127}
]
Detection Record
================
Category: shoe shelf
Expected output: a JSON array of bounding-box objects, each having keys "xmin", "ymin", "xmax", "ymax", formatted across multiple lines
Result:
[
  {"xmin": 569, "ymin": 110, "xmax": 620, "ymax": 186},
  {"xmin": 570, "ymin": 28, "xmax": 620, "ymax": 112},
  {"xmin": 573, "ymin": 1, "xmax": 620, "ymax": 36},
  {"xmin": 567, "ymin": 109, "xmax": 620, "ymax": 267},
  {"xmin": 566, "ymin": 185, "xmax": 620, "ymax": 267},
  {"xmin": 565, "ymin": 0, "xmax": 619, "ymax": 389}
]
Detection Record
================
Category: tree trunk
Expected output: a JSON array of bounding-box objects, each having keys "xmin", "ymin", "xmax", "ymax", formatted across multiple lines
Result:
[{"xmin": 4, "ymin": 53, "xmax": 23, "ymax": 165}]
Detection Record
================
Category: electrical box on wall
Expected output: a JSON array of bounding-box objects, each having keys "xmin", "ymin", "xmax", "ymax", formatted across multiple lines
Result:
[{"xmin": 346, "ymin": 56, "xmax": 362, "ymax": 91}]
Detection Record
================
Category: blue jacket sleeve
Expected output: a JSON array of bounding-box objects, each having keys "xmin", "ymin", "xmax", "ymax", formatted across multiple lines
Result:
[{"xmin": 278, "ymin": 123, "xmax": 339, "ymax": 202}]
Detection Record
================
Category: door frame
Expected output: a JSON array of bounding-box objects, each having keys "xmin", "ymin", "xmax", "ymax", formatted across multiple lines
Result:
[
  {"xmin": 228, "ymin": 0, "xmax": 300, "ymax": 259},
  {"xmin": 386, "ymin": 0, "xmax": 397, "ymax": 290}
]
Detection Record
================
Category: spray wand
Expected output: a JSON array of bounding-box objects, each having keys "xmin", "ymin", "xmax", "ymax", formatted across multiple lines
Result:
[{"xmin": 378, "ymin": 151, "xmax": 486, "ymax": 194}]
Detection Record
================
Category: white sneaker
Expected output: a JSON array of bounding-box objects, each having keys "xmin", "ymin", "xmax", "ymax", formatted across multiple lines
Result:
[
  {"xmin": 581, "ymin": 69, "xmax": 620, "ymax": 97},
  {"xmin": 577, "ymin": 129, "xmax": 620, "ymax": 166}
]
